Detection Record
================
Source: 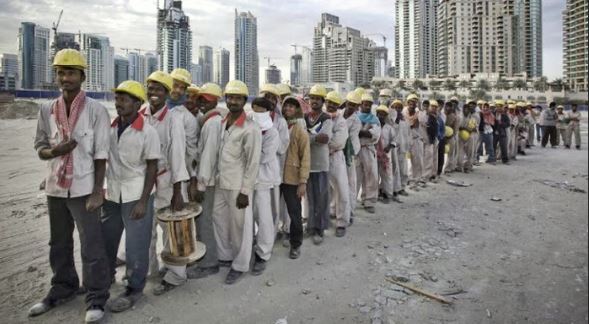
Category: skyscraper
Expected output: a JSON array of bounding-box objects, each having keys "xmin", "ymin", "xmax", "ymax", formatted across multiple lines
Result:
[
  {"xmin": 157, "ymin": 0, "xmax": 192, "ymax": 73},
  {"xmin": 213, "ymin": 48, "xmax": 230, "ymax": 87},
  {"xmin": 563, "ymin": 0, "xmax": 587, "ymax": 92},
  {"xmin": 515, "ymin": 0, "xmax": 543, "ymax": 78},
  {"xmin": 18, "ymin": 22, "xmax": 50, "ymax": 89},
  {"xmin": 199, "ymin": 45, "xmax": 213, "ymax": 83},
  {"xmin": 265, "ymin": 64, "xmax": 281, "ymax": 84},
  {"xmin": 191, "ymin": 63, "xmax": 203, "ymax": 85},
  {"xmin": 145, "ymin": 52, "xmax": 159, "ymax": 76},
  {"xmin": 114, "ymin": 55, "xmax": 129, "ymax": 87},
  {"xmin": 300, "ymin": 46, "xmax": 313, "ymax": 85},
  {"xmin": 290, "ymin": 54, "xmax": 302, "ymax": 86},
  {"xmin": 1, "ymin": 53, "xmax": 18, "ymax": 90},
  {"xmin": 79, "ymin": 34, "xmax": 114, "ymax": 92},
  {"xmin": 234, "ymin": 10, "xmax": 259, "ymax": 96},
  {"xmin": 127, "ymin": 52, "xmax": 146, "ymax": 84}
]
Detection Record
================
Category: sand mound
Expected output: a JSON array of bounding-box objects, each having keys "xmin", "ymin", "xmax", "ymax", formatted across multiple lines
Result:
[{"xmin": 0, "ymin": 101, "xmax": 40, "ymax": 119}]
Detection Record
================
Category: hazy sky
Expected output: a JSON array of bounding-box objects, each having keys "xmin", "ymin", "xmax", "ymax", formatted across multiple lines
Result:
[{"xmin": 0, "ymin": 0, "xmax": 567, "ymax": 82}]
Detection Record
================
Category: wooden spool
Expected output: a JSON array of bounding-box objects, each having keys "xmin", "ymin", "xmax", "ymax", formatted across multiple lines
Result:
[{"xmin": 157, "ymin": 202, "xmax": 206, "ymax": 266}]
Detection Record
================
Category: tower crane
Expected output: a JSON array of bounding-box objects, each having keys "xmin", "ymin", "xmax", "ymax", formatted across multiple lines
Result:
[{"xmin": 365, "ymin": 33, "xmax": 387, "ymax": 47}]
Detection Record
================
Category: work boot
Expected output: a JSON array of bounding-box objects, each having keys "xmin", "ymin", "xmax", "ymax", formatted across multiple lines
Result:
[
  {"xmin": 282, "ymin": 233, "xmax": 291, "ymax": 248},
  {"xmin": 187, "ymin": 265, "xmax": 220, "ymax": 279},
  {"xmin": 391, "ymin": 193, "xmax": 402, "ymax": 203},
  {"xmin": 312, "ymin": 233, "xmax": 324, "ymax": 245},
  {"xmin": 576, "ymin": 146, "xmax": 581, "ymax": 150},
  {"xmin": 84, "ymin": 305, "xmax": 104, "ymax": 323},
  {"xmin": 251, "ymin": 254, "xmax": 266, "ymax": 276},
  {"xmin": 225, "ymin": 269, "xmax": 244, "ymax": 285},
  {"xmin": 398, "ymin": 189, "xmax": 409, "ymax": 196},
  {"xmin": 380, "ymin": 194, "xmax": 390, "ymax": 204},
  {"xmin": 364, "ymin": 206, "xmax": 376, "ymax": 214},
  {"xmin": 109, "ymin": 288, "xmax": 144, "ymax": 313},
  {"xmin": 289, "ymin": 247, "xmax": 301, "ymax": 259},
  {"xmin": 335, "ymin": 227, "xmax": 346, "ymax": 237},
  {"xmin": 28, "ymin": 293, "xmax": 76, "ymax": 317},
  {"xmin": 152, "ymin": 280, "xmax": 177, "ymax": 296}
]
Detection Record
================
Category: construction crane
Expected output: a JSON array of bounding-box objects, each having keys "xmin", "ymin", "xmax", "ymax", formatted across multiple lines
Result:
[
  {"xmin": 290, "ymin": 44, "xmax": 311, "ymax": 55},
  {"xmin": 51, "ymin": 10, "xmax": 64, "ymax": 52},
  {"xmin": 263, "ymin": 56, "xmax": 278, "ymax": 67},
  {"xmin": 366, "ymin": 33, "xmax": 387, "ymax": 47},
  {"xmin": 120, "ymin": 47, "xmax": 150, "ymax": 55}
]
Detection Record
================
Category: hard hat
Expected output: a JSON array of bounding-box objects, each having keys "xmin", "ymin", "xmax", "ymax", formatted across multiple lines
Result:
[
  {"xmin": 260, "ymin": 83, "xmax": 280, "ymax": 97},
  {"xmin": 467, "ymin": 99, "xmax": 477, "ymax": 104},
  {"xmin": 445, "ymin": 144, "xmax": 450, "ymax": 154},
  {"xmin": 52, "ymin": 48, "xmax": 87, "ymax": 70},
  {"xmin": 495, "ymin": 99, "xmax": 505, "ymax": 106},
  {"xmin": 113, "ymin": 80, "xmax": 147, "ymax": 102},
  {"xmin": 379, "ymin": 89, "xmax": 392, "ymax": 97},
  {"xmin": 477, "ymin": 100, "xmax": 485, "ymax": 105},
  {"xmin": 430, "ymin": 100, "xmax": 439, "ymax": 108},
  {"xmin": 557, "ymin": 105, "xmax": 564, "ymax": 109},
  {"xmin": 450, "ymin": 96, "xmax": 459, "ymax": 102},
  {"xmin": 224, "ymin": 80, "xmax": 249, "ymax": 97},
  {"xmin": 325, "ymin": 91, "xmax": 343, "ymax": 106},
  {"xmin": 507, "ymin": 99, "xmax": 516, "ymax": 105},
  {"xmin": 309, "ymin": 84, "xmax": 327, "ymax": 98},
  {"xmin": 489, "ymin": 101, "xmax": 496, "ymax": 107},
  {"xmin": 406, "ymin": 93, "xmax": 418, "ymax": 102},
  {"xmin": 376, "ymin": 105, "xmax": 389, "ymax": 114},
  {"xmin": 445, "ymin": 126, "xmax": 454, "ymax": 138},
  {"xmin": 170, "ymin": 68, "xmax": 192, "ymax": 85},
  {"xmin": 346, "ymin": 91, "xmax": 362, "ymax": 105},
  {"xmin": 146, "ymin": 71, "xmax": 173, "ymax": 92},
  {"xmin": 525, "ymin": 101, "xmax": 533, "ymax": 106},
  {"xmin": 199, "ymin": 82, "xmax": 223, "ymax": 100},
  {"xmin": 459, "ymin": 130, "xmax": 471, "ymax": 141},
  {"xmin": 187, "ymin": 84, "xmax": 200, "ymax": 94},
  {"xmin": 391, "ymin": 99, "xmax": 403, "ymax": 107},
  {"xmin": 508, "ymin": 104, "xmax": 517, "ymax": 110},
  {"xmin": 361, "ymin": 93, "xmax": 374, "ymax": 103},
  {"xmin": 354, "ymin": 87, "xmax": 366, "ymax": 96},
  {"xmin": 467, "ymin": 118, "xmax": 477, "ymax": 130},
  {"xmin": 276, "ymin": 83, "xmax": 291, "ymax": 96},
  {"xmin": 516, "ymin": 102, "xmax": 525, "ymax": 108}
]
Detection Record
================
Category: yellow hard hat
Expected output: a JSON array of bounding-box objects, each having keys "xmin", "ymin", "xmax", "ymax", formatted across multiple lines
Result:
[
  {"xmin": 557, "ymin": 105, "xmax": 564, "ymax": 109},
  {"xmin": 170, "ymin": 68, "xmax": 192, "ymax": 85},
  {"xmin": 361, "ymin": 93, "xmax": 374, "ymax": 103},
  {"xmin": 146, "ymin": 71, "xmax": 173, "ymax": 92},
  {"xmin": 450, "ymin": 96, "xmax": 459, "ymax": 102},
  {"xmin": 379, "ymin": 89, "xmax": 392, "ymax": 97},
  {"xmin": 224, "ymin": 80, "xmax": 249, "ymax": 97},
  {"xmin": 459, "ymin": 130, "xmax": 471, "ymax": 141},
  {"xmin": 507, "ymin": 99, "xmax": 516, "ymax": 105},
  {"xmin": 445, "ymin": 126, "xmax": 454, "ymax": 138},
  {"xmin": 199, "ymin": 82, "xmax": 223, "ymax": 99},
  {"xmin": 445, "ymin": 144, "xmax": 450, "ymax": 154},
  {"xmin": 495, "ymin": 99, "xmax": 505, "ymax": 106},
  {"xmin": 260, "ymin": 83, "xmax": 280, "ymax": 97},
  {"xmin": 113, "ymin": 80, "xmax": 147, "ymax": 102},
  {"xmin": 516, "ymin": 102, "xmax": 525, "ymax": 108},
  {"xmin": 276, "ymin": 83, "xmax": 291, "ymax": 96},
  {"xmin": 325, "ymin": 91, "xmax": 343, "ymax": 106},
  {"xmin": 525, "ymin": 101, "xmax": 533, "ymax": 106},
  {"xmin": 354, "ymin": 87, "xmax": 366, "ymax": 96},
  {"xmin": 467, "ymin": 118, "xmax": 477, "ymax": 130},
  {"xmin": 376, "ymin": 105, "xmax": 389, "ymax": 114},
  {"xmin": 391, "ymin": 99, "xmax": 403, "ymax": 107},
  {"xmin": 53, "ymin": 48, "xmax": 87, "ymax": 70},
  {"xmin": 346, "ymin": 91, "xmax": 362, "ymax": 105},
  {"xmin": 508, "ymin": 104, "xmax": 517, "ymax": 110},
  {"xmin": 187, "ymin": 84, "xmax": 200, "ymax": 94},
  {"xmin": 430, "ymin": 100, "xmax": 439, "ymax": 108},
  {"xmin": 406, "ymin": 93, "xmax": 418, "ymax": 102},
  {"xmin": 477, "ymin": 100, "xmax": 485, "ymax": 105},
  {"xmin": 309, "ymin": 84, "xmax": 327, "ymax": 98}
]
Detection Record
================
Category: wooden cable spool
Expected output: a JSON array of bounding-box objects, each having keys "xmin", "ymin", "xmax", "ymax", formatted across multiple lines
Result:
[{"xmin": 157, "ymin": 202, "xmax": 206, "ymax": 266}]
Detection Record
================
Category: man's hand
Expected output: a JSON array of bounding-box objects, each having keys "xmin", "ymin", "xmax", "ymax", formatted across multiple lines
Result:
[
  {"xmin": 130, "ymin": 199, "xmax": 147, "ymax": 220},
  {"xmin": 359, "ymin": 130, "xmax": 372, "ymax": 138},
  {"xmin": 236, "ymin": 193, "xmax": 249, "ymax": 209},
  {"xmin": 297, "ymin": 183, "xmax": 306, "ymax": 199},
  {"xmin": 171, "ymin": 191, "xmax": 184, "ymax": 211},
  {"xmin": 315, "ymin": 133, "xmax": 329, "ymax": 144},
  {"xmin": 51, "ymin": 139, "xmax": 78, "ymax": 157},
  {"xmin": 86, "ymin": 190, "xmax": 104, "ymax": 212},
  {"xmin": 188, "ymin": 178, "xmax": 199, "ymax": 201}
]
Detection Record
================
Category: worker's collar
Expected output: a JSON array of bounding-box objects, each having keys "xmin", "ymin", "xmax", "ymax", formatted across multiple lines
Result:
[
  {"xmin": 223, "ymin": 111, "xmax": 247, "ymax": 127},
  {"xmin": 111, "ymin": 114, "xmax": 144, "ymax": 131},
  {"xmin": 140, "ymin": 104, "xmax": 168, "ymax": 121}
]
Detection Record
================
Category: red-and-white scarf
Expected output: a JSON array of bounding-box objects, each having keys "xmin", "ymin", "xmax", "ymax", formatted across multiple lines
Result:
[{"xmin": 53, "ymin": 91, "xmax": 86, "ymax": 189}]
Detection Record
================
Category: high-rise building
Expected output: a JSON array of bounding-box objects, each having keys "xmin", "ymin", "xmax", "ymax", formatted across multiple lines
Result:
[
  {"xmin": 199, "ymin": 45, "xmax": 213, "ymax": 83},
  {"xmin": 1, "ymin": 53, "xmax": 18, "ymax": 90},
  {"xmin": 191, "ymin": 63, "xmax": 203, "ymax": 85},
  {"xmin": 394, "ymin": 0, "xmax": 437, "ymax": 79},
  {"xmin": 290, "ymin": 54, "xmax": 302, "ymax": 86},
  {"xmin": 213, "ymin": 48, "xmax": 230, "ymax": 87},
  {"xmin": 300, "ymin": 46, "xmax": 313, "ymax": 85},
  {"xmin": 128, "ymin": 52, "xmax": 146, "ymax": 84},
  {"xmin": 265, "ymin": 64, "xmax": 281, "ymax": 84},
  {"xmin": 234, "ymin": 10, "xmax": 259, "ymax": 96},
  {"xmin": 114, "ymin": 55, "xmax": 129, "ymax": 87},
  {"xmin": 18, "ymin": 22, "xmax": 51, "ymax": 89},
  {"xmin": 157, "ymin": 0, "xmax": 192, "ymax": 73},
  {"xmin": 312, "ymin": 13, "xmax": 375, "ymax": 87},
  {"xmin": 372, "ymin": 47, "xmax": 389, "ymax": 78},
  {"xmin": 515, "ymin": 0, "xmax": 543, "ymax": 77},
  {"xmin": 79, "ymin": 34, "xmax": 114, "ymax": 92},
  {"xmin": 563, "ymin": 0, "xmax": 588, "ymax": 92},
  {"xmin": 145, "ymin": 52, "xmax": 159, "ymax": 76}
]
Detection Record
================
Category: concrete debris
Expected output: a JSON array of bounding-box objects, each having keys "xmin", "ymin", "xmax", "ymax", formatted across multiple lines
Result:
[
  {"xmin": 274, "ymin": 317, "xmax": 288, "ymax": 324},
  {"xmin": 491, "ymin": 197, "xmax": 502, "ymax": 201},
  {"xmin": 534, "ymin": 179, "xmax": 587, "ymax": 193},
  {"xmin": 266, "ymin": 280, "xmax": 275, "ymax": 287},
  {"xmin": 446, "ymin": 179, "xmax": 472, "ymax": 187},
  {"xmin": 301, "ymin": 289, "xmax": 311, "ymax": 295}
]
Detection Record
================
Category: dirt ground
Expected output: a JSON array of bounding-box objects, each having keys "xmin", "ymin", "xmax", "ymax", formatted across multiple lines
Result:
[{"xmin": 0, "ymin": 116, "xmax": 587, "ymax": 324}]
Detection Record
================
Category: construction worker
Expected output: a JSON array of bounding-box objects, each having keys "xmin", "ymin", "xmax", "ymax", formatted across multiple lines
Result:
[
  {"xmin": 478, "ymin": 102, "xmax": 496, "ymax": 164},
  {"xmin": 457, "ymin": 100, "xmax": 477, "ymax": 173},
  {"xmin": 31, "ymin": 49, "xmax": 111, "ymax": 322},
  {"xmin": 249, "ymin": 97, "xmax": 280, "ymax": 276},
  {"xmin": 186, "ymin": 82, "xmax": 225, "ymax": 280},
  {"xmin": 213, "ymin": 80, "xmax": 261, "ymax": 284},
  {"xmin": 378, "ymin": 88, "xmax": 393, "ymax": 107},
  {"xmin": 305, "ymin": 84, "xmax": 333, "ymax": 244},
  {"xmin": 259, "ymin": 83, "xmax": 290, "ymax": 246},
  {"xmin": 280, "ymin": 96, "xmax": 310, "ymax": 259},
  {"xmin": 343, "ymin": 91, "xmax": 362, "ymax": 222},
  {"xmin": 506, "ymin": 103, "xmax": 519, "ymax": 160},
  {"xmin": 493, "ymin": 100, "xmax": 511, "ymax": 164},
  {"xmin": 444, "ymin": 101, "xmax": 461, "ymax": 173},
  {"xmin": 556, "ymin": 105, "xmax": 569, "ymax": 148},
  {"xmin": 516, "ymin": 102, "xmax": 530, "ymax": 155},
  {"xmin": 470, "ymin": 101, "xmax": 482, "ymax": 166},
  {"xmin": 422, "ymin": 100, "xmax": 440, "ymax": 181},
  {"xmin": 525, "ymin": 102, "xmax": 536, "ymax": 147},
  {"xmin": 356, "ymin": 93, "xmax": 381, "ymax": 213},
  {"xmin": 390, "ymin": 100, "xmax": 409, "ymax": 196},
  {"xmin": 101, "ymin": 81, "xmax": 160, "ymax": 313},
  {"xmin": 541, "ymin": 102, "xmax": 559, "ymax": 148},
  {"xmin": 141, "ymin": 71, "xmax": 190, "ymax": 295},
  {"xmin": 276, "ymin": 83, "xmax": 292, "ymax": 103},
  {"xmin": 325, "ymin": 91, "xmax": 350, "ymax": 237},
  {"xmin": 376, "ymin": 105, "xmax": 401, "ymax": 203},
  {"xmin": 566, "ymin": 104, "xmax": 581, "ymax": 150},
  {"xmin": 404, "ymin": 94, "xmax": 425, "ymax": 187},
  {"xmin": 185, "ymin": 84, "xmax": 201, "ymax": 117}
]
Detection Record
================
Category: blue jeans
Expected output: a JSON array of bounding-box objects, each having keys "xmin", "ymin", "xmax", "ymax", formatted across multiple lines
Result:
[
  {"xmin": 101, "ymin": 195, "xmax": 154, "ymax": 292},
  {"xmin": 478, "ymin": 133, "xmax": 496, "ymax": 162},
  {"xmin": 306, "ymin": 172, "xmax": 330, "ymax": 235}
]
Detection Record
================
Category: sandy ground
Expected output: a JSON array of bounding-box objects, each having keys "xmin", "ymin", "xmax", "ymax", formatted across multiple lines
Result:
[{"xmin": 0, "ymin": 115, "xmax": 587, "ymax": 324}]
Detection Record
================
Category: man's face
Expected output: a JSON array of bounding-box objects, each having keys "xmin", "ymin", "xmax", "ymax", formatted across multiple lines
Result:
[
  {"xmin": 497, "ymin": 106, "xmax": 504, "ymax": 113},
  {"xmin": 361, "ymin": 101, "xmax": 372, "ymax": 113},
  {"xmin": 199, "ymin": 96, "xmax": 218, "ymax": 114},
  {"xmin": 185, "ymin": 92, "xmax": 199, "ymax": 115},
  {"xmin": 394, "ymin": 104, "xmax": 403, "ymax": 114},
  {"xmin": 147, "ymin": 81, "xmax": 168, "ymax": 109},
  {"xmin": 309, "ymin": 95, "xmax": 324, "ymax": 111},
  {"xmin": 428, "ymin": 105, "xmax": 438, "ymax": 115},
  {"xmin": 482, "ymin": 105, "xmax": 490, "ymax": 113},
  {"xmin": 345, "ymin": 101, "xmax": 359, "ymax": 116},
  {"xmin": 283, "ymin": 102, "xmax": 297, "ymax": 119},
  {"xmin": 55, "ymin": 67, "xmax": 84, "ymax": 92},
  {"xmin": 226, "ymin": 94, "xmax": 246, "ymax": 113},
  {"xmin": 252, "ymin": 104, "xmax": 267, "ymax": 113},
  {"xmin": 376, "ymin": 111, "xmax": 388, "ymax": 123},
  {"xmin": 408, "ymin": 100, "xmax": 417, "ymax": 109},
  {"xmin": 572, "ymin": 105, "xmax": 578, "ymax": 112},
  {"xmin": 115, "ymin": 93, "xmax": 140, "ymax": 119},
  {"xmin": 326, "ymin": 100, "xmax": 339, "ymax": 113},
  {"xmin": 170, "ymin": 79, "xmax": 187, "ymax": 101},
  {"xmin": 262, "ymin": 92, "xmax": 278, "ymax": 109},
  {"xmin": 422, "ymin": 103, "xmax": 430, "ymax": 112}
]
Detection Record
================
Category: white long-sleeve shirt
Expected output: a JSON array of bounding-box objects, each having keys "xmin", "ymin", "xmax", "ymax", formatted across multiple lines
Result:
[
  {"xmin": 329, "ymin": 114, "xmax": 349, "ymax": 153},
  {"xmin": 256, "ymin": 127, "xmax": 280, "ymax": 189},
  {"xmin": 170, "ymin": 104, "xmax": 199, "ymax": 177},
  {"xmin": 345, "ymin": 113, "xmax": 362, "ymax": 156},
  {"xmin": 196, "ymin": 108, "xmax": 224, "ymax": 191}
]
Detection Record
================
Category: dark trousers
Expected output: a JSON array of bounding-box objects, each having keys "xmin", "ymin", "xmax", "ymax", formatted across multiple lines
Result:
[
  {"xmin": 101, "ymin": 195, "xmax": 154, "ymax": 292},
  {"xmin": 46, "ymin": 195, "xmax": 110, "ymax": 309},
  {"xmin": 493, "ymin": 135, "xmax": 509, "ymax": 163},
  {"xmin": 478, "ymin": 133, "xmax": 496, "ymax": 162},
  {"xmin": 306, "ymin": 172, "xmax": 330, "ymax": 235},
  {"xmin": 536, "ymin": 124, "xmax": 543, "ymax": 141},
  {"xmin": 437, "ymin": 137, "xmax": 446, "ymax": 175},
  {"xmin": 280, "ymin": 184, "xmax": 303, "ymax": 249},
  {"xmin": 541, "ymin": 125, "xmax": 558, "ymax": 147}
]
